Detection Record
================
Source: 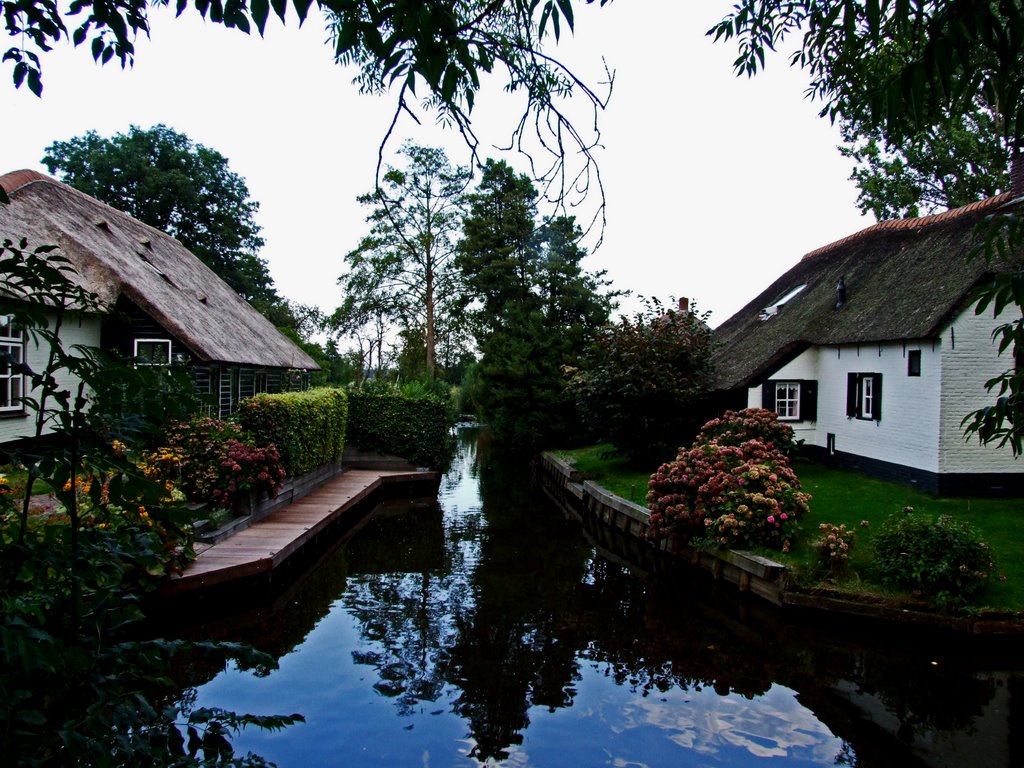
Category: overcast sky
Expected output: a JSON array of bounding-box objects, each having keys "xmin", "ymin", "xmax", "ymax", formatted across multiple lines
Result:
[{"xmin": 3, "ymin": 1, "xmax": 871, "ymax": 328}]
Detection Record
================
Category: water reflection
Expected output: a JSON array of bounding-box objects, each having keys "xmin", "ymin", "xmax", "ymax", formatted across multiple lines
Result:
[{"xmin": 185, "ymin": 427, "xmax": 1021, "ymax": 767}]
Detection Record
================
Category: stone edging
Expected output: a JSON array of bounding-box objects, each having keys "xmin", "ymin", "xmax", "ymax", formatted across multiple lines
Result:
[{"xmin": 539, "ymin": 451, "xmax": 1024, "ymax": 635}]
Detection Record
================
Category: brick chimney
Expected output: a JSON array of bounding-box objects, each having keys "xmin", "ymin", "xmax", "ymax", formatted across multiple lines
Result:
[{"xmin": 678, "ymin": 296, "xmax": 690, "ymax": 313}]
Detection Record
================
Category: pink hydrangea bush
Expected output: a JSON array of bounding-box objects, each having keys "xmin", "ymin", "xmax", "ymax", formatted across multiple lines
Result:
[
  {"xmin": 695, "ymin": 407, "xmax": 798, "ymax": 456},
  {"xmin": 647, "ymin": 410, "xmax": 810, "ymax": 552}
]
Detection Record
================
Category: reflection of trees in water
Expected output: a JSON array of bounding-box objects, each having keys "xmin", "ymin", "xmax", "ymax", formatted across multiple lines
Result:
[{"xmin": 272, "ymin": 426, "xmax": 1003, "ymax": 766}]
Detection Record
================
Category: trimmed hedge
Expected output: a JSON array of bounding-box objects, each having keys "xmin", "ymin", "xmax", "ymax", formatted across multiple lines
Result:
[
  {"xmin": 346, "ymin": 389, "xmax": 453, "ymax": 469},
  {"xmin": 238, "ymin": 387, "xmax": 348, "ymax": 476}
]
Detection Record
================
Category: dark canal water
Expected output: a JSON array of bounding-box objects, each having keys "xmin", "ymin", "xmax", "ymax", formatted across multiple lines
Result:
[{"xmin": 181, "ymin": 427, "xmax": 1022, "ymax": 767}]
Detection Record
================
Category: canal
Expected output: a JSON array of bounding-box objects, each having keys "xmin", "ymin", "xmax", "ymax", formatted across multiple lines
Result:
[{"xmin": 181, "ymin": 427, "xmax": 1021, "ymax": 766}]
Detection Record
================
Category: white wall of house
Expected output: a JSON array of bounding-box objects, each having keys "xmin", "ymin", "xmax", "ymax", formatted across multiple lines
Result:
[
  {"xmin": 747, "ymin": 306, "xmax": 1022, "ymax": 480},
  {"xmin": 0, "ymin": 313, "xmax": 102, "ymax": 445},
  {"xmin": 938, "ymin": 305, "xmax": 1021, "ymax": 474},
  {"xmin": 816, "ymin": 340, "xmax": 942, "ymax": 473}
]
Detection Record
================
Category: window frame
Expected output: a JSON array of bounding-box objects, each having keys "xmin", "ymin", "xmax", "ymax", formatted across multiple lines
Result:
[
  {"xmin": 907, "ymin": 349, "xmax": 922, "ymax": 377},
  {"xmin": 133, "ymin": 338, "xmax": 172, "ymax": 366},
  {"xmin": 0, "ymin": 315, "xmax": 25, "ymax": 415},
  {"xmin": 773, "ymin": 381, "xmax": 801, "ymax": 421},
  {"xmin": 847, "ymin": 372, "xmax": 883, "ymax": 422},
  {"xmin": 762, "ymin": 378, "xmax": 817, "ymax": 422}
]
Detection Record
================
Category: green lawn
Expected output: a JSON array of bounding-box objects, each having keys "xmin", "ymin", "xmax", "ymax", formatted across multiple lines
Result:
[{"xmin": 552, "ymin": 446, "xmax": 1024, "ymax": 611}]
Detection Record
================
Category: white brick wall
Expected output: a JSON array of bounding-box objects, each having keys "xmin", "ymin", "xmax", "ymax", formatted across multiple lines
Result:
[
  {"xmin": 938, "ymin": 305, "xmax": 1021, "ymax": 473},
  {"xmin": 0, "ymin": 313, "xmax": 102, "ymax": 445}
]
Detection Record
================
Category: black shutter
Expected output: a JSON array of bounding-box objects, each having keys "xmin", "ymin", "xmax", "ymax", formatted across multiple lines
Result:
[
  {"xmin": 872, "ymin": 373, "xmax": 883, "ymax": 421},
  {"xmin": 800, "ymin": 380, "xmax": 818, "ymax": 421},
  {"xmin": 846, "ymin": 372, "xmax": 858, "ymax": 417},
  {"xmin": 762, "ymin": 380, "xmax": 777, "ymax": 411}
]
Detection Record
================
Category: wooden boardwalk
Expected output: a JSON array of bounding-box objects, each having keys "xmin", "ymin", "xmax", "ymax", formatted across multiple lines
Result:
[{"xmin": 159, "ymin": 468, "xmax": 438, "ymax": 596}]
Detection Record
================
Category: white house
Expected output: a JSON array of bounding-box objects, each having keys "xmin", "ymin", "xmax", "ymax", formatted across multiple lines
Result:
[
  {"xmin": 710, "ymin": 193, "xmax": 1023, "ymax": 496},
  {"xmin": 0, "ymin": 169, "xmax": 319, "ymax": 445}
]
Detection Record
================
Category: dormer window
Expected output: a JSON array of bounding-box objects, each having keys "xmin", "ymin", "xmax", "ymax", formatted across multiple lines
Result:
[
  {"xmin": 134, "ymin": 339, "xmax": 171, "ymax": 366},
  {"xmin": 759, "ymin": 284, "xmax": 807, "ymax": 321}
]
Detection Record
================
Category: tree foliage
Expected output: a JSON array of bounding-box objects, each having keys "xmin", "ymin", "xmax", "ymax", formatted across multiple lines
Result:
[
  {"xmin": 8, "ymin": 0, "xmax": 614, "ymax": 222},
  {"xmin": 42, "ymin": 124, "xmax": 275, "ymax": 302},
  {"xmin": 458, "ymin": 160, "xmax": 617, "ymax": 451},
  {"xmin": 340, "ymin": 143, "xmax": 470, "ymax": 379},
  {"xmin": 570, "ymin": 297, "xmax": 716, "ymax": 465},
  {"xmin": 838, "ymin": 102, "xmax": 1010, "ymax": 220}
]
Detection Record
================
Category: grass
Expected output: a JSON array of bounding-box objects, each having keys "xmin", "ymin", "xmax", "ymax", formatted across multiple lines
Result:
[{"xmin": 552, "ymin": 445, "xmax": 1024, "ymax": 611}]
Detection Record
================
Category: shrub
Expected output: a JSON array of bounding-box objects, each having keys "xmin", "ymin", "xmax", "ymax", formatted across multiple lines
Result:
[
  {"xmin": 647, "ymin": 437, "xmax": 809, "ymax": 552},
  {"xmin": 814, "ymin": 522, "xmax": 858, "ymax": 577},
  {"xmin": 346, "ymin": 383, "xmax": 454, "ymax": 469},
  {"xmin": 155, "ymin": 418, "xmax": 286, "ymax": 510},
  {"xmin": 647, "ymin": 409, "xmax": 809, "ymax": 551},
  {"xmin": 872, "ymin": 510, "xmax": 997, "ymax": 607},
  {"xmin": 238, "ymin": 387, "xmax": 348, "ymax": 476},
  {"xmin": 570, "ymin": 297, "xmax": 715, "ymax": 464},
  {"xmin": 696, "ymin": 407, "xmax": 798, "ymax": 457}
]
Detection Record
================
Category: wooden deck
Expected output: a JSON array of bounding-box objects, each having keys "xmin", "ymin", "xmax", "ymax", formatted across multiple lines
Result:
[{"xmin": 159, "ymin": 468, "xmax": 438, "ymax": 596}]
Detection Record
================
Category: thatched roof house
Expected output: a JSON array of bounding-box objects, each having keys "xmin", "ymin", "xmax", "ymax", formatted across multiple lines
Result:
[
  {"xmin": 710, "ymin": 194, "xmax": 1023, "ymax": 495},
  {"xmin": 0, "ymin": 169, "xmax": 318, "ymax": 428}
]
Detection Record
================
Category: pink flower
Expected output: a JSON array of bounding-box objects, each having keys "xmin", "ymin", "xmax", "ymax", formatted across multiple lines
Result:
[
  {"xmin": 780, "ymin": 513, "xmax": 788, "ymax": 520},
  {"xmin": 767, "ymin": 515, "xmax": 776, "ymax": 524}
]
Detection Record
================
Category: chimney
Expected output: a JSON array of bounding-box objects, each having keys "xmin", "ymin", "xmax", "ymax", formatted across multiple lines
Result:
[
  {"xmin": 1012, "ymin": 143, "xmax": 1024, "ymax": 197},
  {"xmin": 678, "ymin": 296, "xmax": 690, "ymax": 313},
  {"xmin": 835, "ymin": 276, "xmax": 846, "ymax": 311}
]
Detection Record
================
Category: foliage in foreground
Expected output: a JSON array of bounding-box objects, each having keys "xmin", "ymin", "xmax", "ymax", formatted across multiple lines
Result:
[
  {"xmin": 0, "ymin": 238, "xmax": 301, "ymax": 763},
  {"xmin": 647, "ymin": 409, "xmax": 809, "ymax": 552}
]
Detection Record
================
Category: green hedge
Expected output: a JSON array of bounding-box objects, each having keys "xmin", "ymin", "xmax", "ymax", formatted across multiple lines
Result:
[
  {"xmin": 238, "ymin": 387, "xmax": 348, "ymax": 476},
  {"xmin": 346, "ymin": 389, "xmax": 453, "ymax": 469}
]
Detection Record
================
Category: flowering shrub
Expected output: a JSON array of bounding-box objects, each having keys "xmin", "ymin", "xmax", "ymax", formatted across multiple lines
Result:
[
  {"xmin": 695, "ymin": 408, "xmax": 798, "ymax": 457},
  {"xmin": 648, "ymin": 433, "xmax": 810, "ymax": 552},
  {"xmin": 155, "ymin": 417, "xmax": 285, "ymax": 511},
  {"xmin": 872, "ymin": 510, "xmax": 998, "ymax": 608},
  {"xmin": 814, "ymin": 522, "xmax": 857, "ymax": 576}
]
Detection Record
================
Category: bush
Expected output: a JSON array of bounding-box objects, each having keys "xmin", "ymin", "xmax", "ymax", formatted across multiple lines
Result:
[
  {"xmin": 872, "ymin": 510, "xmax": 997, "ymax": 607},
  {"xmin": 647, "ymin": 409, "xmax": 810, "ymax": 552},
  {"xmin": 696, "ymin": 408, "xmax": 798, "ymax": 457},
  {"xmin": 570, "ymin": 298, "xmax": 715, "ymax": 464},
  {"xmin": 156, "ymin": 418, "xmax": 286, "ymax": 510},
  {"xmin": 238, "ymin": 388, "xmax": 348, "ymax": 476},
  {"xmin": 813, "ymin": 522, "xmax": 858, "ymax": 577},
  {"xmin": 346, "ymin": 382, "xmax": 454, "ymax": 469}
]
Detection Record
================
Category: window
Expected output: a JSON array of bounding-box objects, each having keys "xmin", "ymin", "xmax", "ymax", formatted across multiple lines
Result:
[
  {"xmin": 907, "ymin": 350, "xmax": 921, "ymax": 377},
  {"xmin": 0, "ymin": 316, "xmax": 24, "ymax": 413},
  {"xmin": 134, "ymin": 339, "xmax": 171, "ymax": 366},
  {"xmin": 759, "ymin": 284, "xmax": 807, "ymax": 321},
  {"xmin": 847, "ymin": 373, "xmax": 882, "ymax": 421},
  {"xmin": 774, "ymin": 382, "xmax": 800, "ymax": 420},
  {"xmin": 762, "ymin": 379, "xmax": 817, "ymax": 421}
]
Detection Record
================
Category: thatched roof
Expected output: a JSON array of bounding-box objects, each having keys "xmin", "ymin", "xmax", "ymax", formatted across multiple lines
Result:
[
  {"xmin": 711, "ymin": 193, "xmax": 1023, "ymax": 391},
  {"xmin": 0, "ymin": 170, "xmax": 318, "ymax": 370}
]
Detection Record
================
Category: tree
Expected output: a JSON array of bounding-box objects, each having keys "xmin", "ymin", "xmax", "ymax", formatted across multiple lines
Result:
[
  {"xmin": 570, "ymin": 297, "xmax": 715, "ymax": 465},
  {"xmin": 7, "ymin": 0, "xmax": 613, "ymax": 220},
  {"xmin": 340, "ymin": 143, "xmax": 470, "ymax": 379},
  {"xmin": 839, "ymin": 102, "xmax": 1011, "ymax": 220},
  {"xmin": 42, "ymin": 124, "xmax": 275, "ymax": 302},
  {"xmin": 711, "ymin": 0, "xmax": 1024, "ymax": 455},
  {"xmin": 458, "ymin": 163, "xmax": 616, "ymax": 450}
]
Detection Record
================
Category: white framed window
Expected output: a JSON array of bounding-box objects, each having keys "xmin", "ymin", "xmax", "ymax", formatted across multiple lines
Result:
[
  {"xmin": 0, "ymin": 316, "xmax": 24, "ymax": 413},
  {"xmin": 847, "ymin": 372, "xmax": 882, "ymax": 422},
  {"xmin": 134, "ymin": 338, "xmax": 172, "ymax": 366},
  {"xmin": 774, "ymin": 381, "xmax": 801, "ymax": 420}
]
